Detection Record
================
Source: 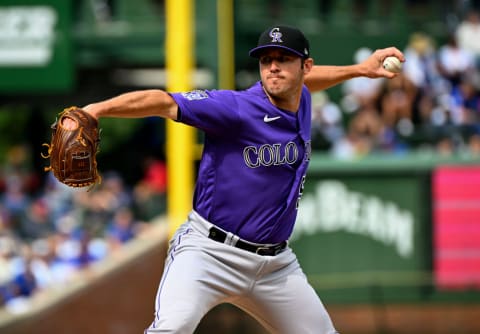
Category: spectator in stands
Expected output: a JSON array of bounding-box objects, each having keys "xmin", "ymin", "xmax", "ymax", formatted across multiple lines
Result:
[
  {"xmin": 105, "ymin": 207, "xmax": 139, "ymax": 250},
  {"xmin": 72, "ymin": 171, "xmax": 133, "ymax": 238},
  {"xmin": 334, "ymin": 101, "xmax": 408, "ymax": 157},
  {"xmin": 436, "ymin": 136, "xmax": 455, "ymax": 156},
  {"xmin": 19, "ymin": 198, "xmax": 55, "ymax": 241},
  {"xmin": 0, "ymin": 203, "xmax": 12, "ymax": 232},
  {"xmin": 330, "ymin": 126, "xmax": 373, "ymax": 159},
  {"xmin": 29, "ymin": 238, "xmax": 56, "ymax": 290},
  {"xmin": 42, "ymin": 173, "xmax": 76, "ymax": 223},
  {"xmin": 50, "ymin": 231, "xmax": 85, "ymax": 282},
  {"xmin": 455, "ymin": 10, "xmax": 480, "ymax": 69},
  {"xmin": 0, "ymin": 236, "xmax": 17, "ymax": 302},
  {"xmin": 72, "ymin": 231, "xmax": 98, "ymax": 269},
  {"xmin": 133, "ymin": 157, "xmax": 167, "ymax": 221},
  {"xmin": 437, "ymin": 34, "xmax": 476, "ymax": 89},
  {"xmin": 468, "ymin": 133, "xmax": 480, "ymax": 155},
  {"xmin": 0, "ymin": 243, "xmax": 38, "ymax": 311},
  {"xmin": 141, "ymin": 157, "xmax": 167, "ymax": 195},
  {"xmin": 0, "ymin": 176, "xmax": 30, "ymax": 236},
  {"xmin": 379, "ymin": 72, "xmax": 417, "ymax": 132},
  {"xmin": 341, "ymin": 47, "xmax": 385, "ymax": 113},
  {"xmin": 1, "ymin": 145, "xmax": 40, "ymax": 195},
  {"xmin": 402, "ymin": 32, "xmax": 447, "ymax": 98},
  {"xmin": 11, "ymin": 250, "xmax": 38, "ymax": 299},
  {"xmin": 310, "ymin": 91, "xmax": 344, "ymax": 150},
  {"xmin": 100, "ymin": 171, "xmax": 133, "ymax": 211},
  {"xmin": 329, "ymin": 103, "xmax": 384, "ymax": 159},
  {"xmin": 449, "ymin": 74, "xmax": 480, "ymax": 125}
]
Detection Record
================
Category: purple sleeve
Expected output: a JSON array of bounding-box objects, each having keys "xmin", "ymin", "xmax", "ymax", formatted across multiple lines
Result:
[{"xmin": 170, "ymin": 89, "xmax": 240, "ymax": 136}]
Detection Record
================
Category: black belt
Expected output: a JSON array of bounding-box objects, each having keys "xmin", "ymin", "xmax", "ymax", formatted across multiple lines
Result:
[{"xmin": 208, "ymin": 226, "xmax": 287, "ymax": 256}]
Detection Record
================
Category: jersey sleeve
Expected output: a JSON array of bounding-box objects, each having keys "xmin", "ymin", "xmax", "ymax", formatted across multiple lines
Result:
[{"xmin": 170, "ymin": 89, "xmax": 240, "ymax": 136}]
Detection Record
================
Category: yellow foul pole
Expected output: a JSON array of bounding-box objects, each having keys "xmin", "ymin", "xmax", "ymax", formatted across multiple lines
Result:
[
  {"xmin": 217, "ymin": 0, "xmax": 235, "ymax": 89},
  {"xmin": 165, "ymin": 0, "xmax": 195, "ymax": 237}
]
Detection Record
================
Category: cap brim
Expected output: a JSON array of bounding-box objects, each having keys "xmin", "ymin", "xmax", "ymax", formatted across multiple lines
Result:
[{"xmin": 249, "ymin": 45, "xmax": 305, "ymax": 58}]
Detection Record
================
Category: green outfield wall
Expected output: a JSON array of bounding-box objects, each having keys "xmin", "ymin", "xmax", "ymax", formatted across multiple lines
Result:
[{"xmin": 291, "ymin": 154, "xmax": 480, "ymax": 304}]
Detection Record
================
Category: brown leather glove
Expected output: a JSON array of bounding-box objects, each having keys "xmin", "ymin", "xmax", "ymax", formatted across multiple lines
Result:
[{"xmin": 42, "ymin": 106, "xmax": 101, "ymax": 189}]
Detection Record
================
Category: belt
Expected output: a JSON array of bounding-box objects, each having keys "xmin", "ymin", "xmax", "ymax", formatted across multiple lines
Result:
[{"xmin": 207, "ymin": 226, "xmax": 287, "ymax": 256}]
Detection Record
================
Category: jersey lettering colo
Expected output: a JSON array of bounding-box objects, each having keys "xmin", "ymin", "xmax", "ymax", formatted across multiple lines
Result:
[{"xmin": 171, "ymin": 81, "xmax": 312, "ymax": 244}]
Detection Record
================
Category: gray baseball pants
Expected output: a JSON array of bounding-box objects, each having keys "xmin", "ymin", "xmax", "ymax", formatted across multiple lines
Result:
[{"xmin": 144, "ymin": 210, "xmax": 338, "ymax": 334}]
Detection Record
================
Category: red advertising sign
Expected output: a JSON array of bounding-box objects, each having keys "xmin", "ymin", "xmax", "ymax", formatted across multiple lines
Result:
[{"xmin": 433, "ymin": 166, "xmax": 480, "ymax": 289}]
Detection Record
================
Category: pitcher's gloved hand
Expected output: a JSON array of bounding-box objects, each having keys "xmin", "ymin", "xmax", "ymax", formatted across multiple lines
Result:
[{"xmin": 42, "ymin": 106, "xmax": 101, "ymax": 189}]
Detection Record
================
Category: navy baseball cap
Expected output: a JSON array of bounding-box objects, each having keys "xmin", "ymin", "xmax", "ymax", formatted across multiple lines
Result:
[{"xmin": 249, "ymin": 25, "xmax": 310, "ymax": 59}]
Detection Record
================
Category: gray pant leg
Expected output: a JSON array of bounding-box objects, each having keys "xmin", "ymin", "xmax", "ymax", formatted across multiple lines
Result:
[
  {"xmin": 234, "ymin": 249, "xmax": 338, "ymax": 334},
  {"xmin": 145, "ymin": 225, "xmax": 224, "ymax": 334}
]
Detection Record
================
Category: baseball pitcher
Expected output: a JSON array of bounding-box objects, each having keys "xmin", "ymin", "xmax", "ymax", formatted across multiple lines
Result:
[{"xmin": 49, "ymin": 25, "xmax": 404, "ymax": 334}]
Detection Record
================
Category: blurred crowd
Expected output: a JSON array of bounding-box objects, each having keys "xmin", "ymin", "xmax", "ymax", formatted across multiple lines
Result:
[
  {"xmin": 0, "ymin": 145, "xmax": 167, "ymax": 313},
  {"xmin": 311, "ymin": 10, "xmax": 480, "ymax": 159}
]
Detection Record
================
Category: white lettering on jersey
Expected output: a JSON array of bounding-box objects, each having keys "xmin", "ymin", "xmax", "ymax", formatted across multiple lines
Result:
[
  {"xmin": 304, "ymin": 140, "xmax": 311, "ymax": 162},
  {"xmin": 243, "ymin": 142, "xmax": 299, "ymax": 168},
  {"xmin": 296, "ymin": 174, "xmax": 307, "ymax": 209}
]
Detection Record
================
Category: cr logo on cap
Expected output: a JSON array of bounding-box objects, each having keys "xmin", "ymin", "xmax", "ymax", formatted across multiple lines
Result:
[{"xmin": 269, "ymin": 27, "xmax": 283, "ymax": 43}]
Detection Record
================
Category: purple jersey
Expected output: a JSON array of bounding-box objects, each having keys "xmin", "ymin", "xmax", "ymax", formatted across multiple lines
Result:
[{"xmin": 171, "ymin": 81, "xmax": 311, "ymax": 244}]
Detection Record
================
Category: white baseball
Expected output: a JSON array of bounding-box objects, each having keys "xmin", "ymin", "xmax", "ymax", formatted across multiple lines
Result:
[{"xmin": 382, "ymin": 56, "xmax": 402, "ymax": 73}]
